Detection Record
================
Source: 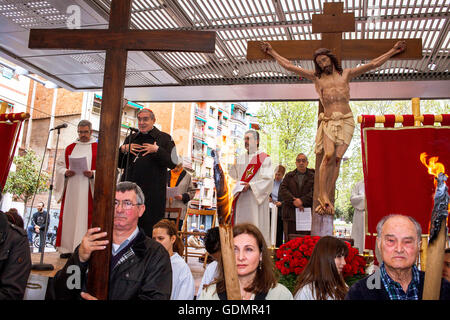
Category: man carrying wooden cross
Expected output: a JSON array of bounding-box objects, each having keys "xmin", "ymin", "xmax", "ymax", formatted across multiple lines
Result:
[{"xmin": 260, "ymin": 40, "xmax": 406, "ymax": 215}]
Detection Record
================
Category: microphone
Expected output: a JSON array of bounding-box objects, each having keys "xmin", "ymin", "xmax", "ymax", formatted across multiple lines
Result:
[
  {"xmin": 49, "ymin": 123, "xmax": 68, "ymax": 131},
  {"xmin": 128, "ymin": 127, "xmax": 139, "ymax": 133}
]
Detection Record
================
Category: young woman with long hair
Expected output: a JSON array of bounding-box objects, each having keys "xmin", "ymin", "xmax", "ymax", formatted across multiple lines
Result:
[
  {"xmin": 152, "ymin": 219, "xmax": 195, "ymax": 300},
  {"xmin": 293, "ymin": 236, "xmax": 349, "ymax": 300},
  {"xmin": 198, "ymin": 223, "xmax": 293, "ymax": 300}
]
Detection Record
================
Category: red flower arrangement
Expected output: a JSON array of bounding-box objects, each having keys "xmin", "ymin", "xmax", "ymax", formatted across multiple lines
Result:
[
  {"xmin": 342, "ymin": 241, "xmax": 367, "ymax": 279},
  {"xmin": 275, "ymin": 236, "xmax": 367, "ymax": 291},
  {"xmin": 275, "ymin": 235, "xmax": 320, "ymax": 276}
]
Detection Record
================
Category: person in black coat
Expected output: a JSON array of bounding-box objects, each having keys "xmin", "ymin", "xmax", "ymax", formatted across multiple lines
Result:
[
  {"xmin": 46, "ymin": 182, "xmax": 172, "ymax": 300},
  {"xmin": 118, "ymin": 109, "xmax": 178, "ymax": 236},
  {"xmin": 0, "ymin": 191, "xmax": 32, "ymax": 300},
  {"xmin": 28, "ymin": 202, "xmax": 49, "ymax": 252}
]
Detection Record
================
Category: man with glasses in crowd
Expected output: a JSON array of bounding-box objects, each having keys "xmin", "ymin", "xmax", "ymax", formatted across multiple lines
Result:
[
  {"xmin": 279, "ymin": 153, "xmax": 315, "ymax": 239},
  {"xmin": 47, "ymin": 181, "xmax": 172, "ymax": 300},
  {"xmin": 54, "ymin": 120, "xmax": 97, "ymax": 259},
  {"xmin": 118, "ymin": 108, "xmax": 178, "ymax": 237}
]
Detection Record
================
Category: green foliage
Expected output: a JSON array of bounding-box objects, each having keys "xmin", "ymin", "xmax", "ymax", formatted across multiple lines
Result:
[
  {"xmin": 275, "ymin": 268, "xmax": 297, "ymax": 293},
  {"xmin": 4, "ymin": 150, "xmax": 49, "ymax": 207},
  {"xmin": 256, "ymin": 101, "xmax": 318, "ymax": 172}
]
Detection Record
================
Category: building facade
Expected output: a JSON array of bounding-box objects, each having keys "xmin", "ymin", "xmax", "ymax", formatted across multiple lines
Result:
[{"xmin": 1, "ymin": 57, "xmax": 259, "ymax": 216}]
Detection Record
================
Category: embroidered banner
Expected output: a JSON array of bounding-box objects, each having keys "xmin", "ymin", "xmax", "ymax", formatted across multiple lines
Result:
[
  {"xmin": 361, "ymin": 125, "xmax": 450, "ymax": 252},
  {"xmin": 0, "ymin": 120, "xmax": 22, "ymax": 190}
]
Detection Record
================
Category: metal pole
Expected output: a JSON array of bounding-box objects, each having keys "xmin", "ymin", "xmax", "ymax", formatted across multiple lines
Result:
[{"xmin": 32, "ymin": 128, "xmax": 62, "ymax": 270}]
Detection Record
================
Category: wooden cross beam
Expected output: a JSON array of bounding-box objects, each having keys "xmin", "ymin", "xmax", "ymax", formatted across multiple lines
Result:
[
  {"xmin": 28, "ymin": 0, "xmax": 215, "ymax": 300},
  {"xmin": 247, "ymin": 2, "xmax": 422, "ymax": 61},
  {"xmin": 247, "ymin": 2, "xmax": 422, "ymax": 236}
]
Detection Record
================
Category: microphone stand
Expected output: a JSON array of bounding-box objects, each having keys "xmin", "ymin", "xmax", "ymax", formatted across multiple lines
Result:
[
  {"xmin": 25, "ymin": 130, "xmax": 51, "ymax": 230},
  {"xmin": 32, "ymin": 127, "xmax": 63, "ymax": 271}
]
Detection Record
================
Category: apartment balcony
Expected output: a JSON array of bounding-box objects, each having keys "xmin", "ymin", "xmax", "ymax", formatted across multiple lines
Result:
[
  {"xmin": 192, "ymin": 150, "xmax": 204, "ymax": 162},
  {"xmin": 194, "ymin": 107, "xmax": 207, "ymax": 119},
  {"xmin": 230, "ymin": 114, "xmax": 247, "ymax": 126},
  {"xmin": 193, "ymin": 129, "xmax": 206, "ymax": 141}
]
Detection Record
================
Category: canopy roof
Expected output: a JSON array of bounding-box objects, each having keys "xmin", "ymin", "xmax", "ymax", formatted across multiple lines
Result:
[{"xmin": 0, "ymin": 0, "xmax": 448, "ymax": 101}]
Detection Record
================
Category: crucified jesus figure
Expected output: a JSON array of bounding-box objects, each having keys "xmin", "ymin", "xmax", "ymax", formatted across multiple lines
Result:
[{"xmin": 260, "ymin": 40, "xmax": 406, "ymax": 215}]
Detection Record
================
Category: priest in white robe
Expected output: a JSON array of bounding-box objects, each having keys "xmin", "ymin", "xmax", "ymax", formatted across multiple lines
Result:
[
  {"xmin": 229, "ymin": 130, "xmax": 273, "ymax": 244},
  {"xmin": 54, "ymin": 120, "xmax": 97, "ymax": 258},
  {"xmin": 350, "ymin": 180, "xmax": 365, "ymax": 253}
]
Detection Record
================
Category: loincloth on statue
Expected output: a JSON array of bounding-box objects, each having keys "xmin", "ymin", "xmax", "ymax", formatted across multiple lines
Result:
[{"xmin": 315, "ymin": 111, "xmax": 355, "ymax": 154}]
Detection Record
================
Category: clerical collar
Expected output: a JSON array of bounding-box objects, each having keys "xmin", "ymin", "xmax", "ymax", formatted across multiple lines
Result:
[
  {"xmin": 139, "ymin": 126, "xmax": 158, "ymax": 138},
  {"xmin": 140, "ymin": 129, "xmax": 152, "ymax": 135}
]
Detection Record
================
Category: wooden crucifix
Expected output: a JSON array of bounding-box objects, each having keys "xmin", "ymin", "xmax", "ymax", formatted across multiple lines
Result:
[
  {"xmin": 28, "ymin": 0, "xmax": 215, "ymax": 300},
  {"xmin": 247, "ymin": 2, "xmax": 422, "ymax": 236}
]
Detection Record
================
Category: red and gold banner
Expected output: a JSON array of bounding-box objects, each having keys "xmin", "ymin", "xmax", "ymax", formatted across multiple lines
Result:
[
  {"xmin": 0, "ymin": 113, "xmax": 29, "ymax": 190},
  {"xmin": 361, "ymin": 118, "xmax": 450, "ymax": 252}
]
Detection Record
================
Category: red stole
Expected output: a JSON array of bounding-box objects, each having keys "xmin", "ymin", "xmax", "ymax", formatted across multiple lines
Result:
[
  {"xmin": 55, "ymin": 142, "xmax": 97, "ymax": 247},
  {"xmin": 231, "ymin": 152, "xmax": 269, "ymax": 225}
]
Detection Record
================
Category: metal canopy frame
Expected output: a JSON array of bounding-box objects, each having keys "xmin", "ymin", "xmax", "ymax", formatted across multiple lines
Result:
[{"xmin": 0, "ymin": 0, "xmax": 448, "ymax": 101}]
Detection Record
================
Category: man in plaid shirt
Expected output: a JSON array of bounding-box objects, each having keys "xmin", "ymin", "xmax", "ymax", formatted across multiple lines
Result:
[{"xmin": 346, "ymin": 214, "xmax": 450, "ymax": 300}]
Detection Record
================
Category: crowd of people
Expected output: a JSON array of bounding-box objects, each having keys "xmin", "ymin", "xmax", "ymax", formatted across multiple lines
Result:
[
  {"xmin": 1, "ymin": 182, "xmax": 449, "ymax": 300},
  {"xmin": 0, "ymin": 111, "xmax": 449, "ymax": 301}
]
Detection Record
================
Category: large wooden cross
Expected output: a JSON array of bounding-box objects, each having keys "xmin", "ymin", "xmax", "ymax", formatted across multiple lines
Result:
[
  {"xmin": 28, "ymin": 0, "xmax": 215, "ymax": 299},
  {"xmin": 247, "ymin": 2, "xmax": 422, "ymax": 236}
]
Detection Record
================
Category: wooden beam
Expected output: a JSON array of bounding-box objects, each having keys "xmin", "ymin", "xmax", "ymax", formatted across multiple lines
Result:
[
  {"xmin": 84, "ymin": 0, "xmax": 132, "ymax": 301},
  {"xmin": 247, "ymin": 39, "xmax": 422, "ymax": 61},
  {"xmin": 27, "ymin": 0, "xmax": 217, "ymax": 300},
  {"xmin": 312, "ymin": 2, "xmax": 354, "ymax": 33},
  {"xmin": 423, "ymin": 218, "xmax": 447, "ymax": 299},
  {"xmin": 219, "ymin": 225, "xmax": 241, "ymax": 300},
  {"xmin": 323, "ymin": 1, "xmax": 345, "ymax": 14},
  {"xmin": 312, "ymin": 14, "xmax": 355, "ymax": 33},
  {"xmin": 247, "ymin": 40, "xmax": 321, "ymax": 60},
  {"xmin": 29, "ymin": 29, "xmax": 216, "ymax": 53},
  {"xmin": 341, "ymin": 39, "xmax": 423, "ymax": 59},
  {"xmin": 86, "ymin": 48, "xmax": 127, "ymax": 300},
  {"xmin": 322, "ymin": 33, "xmax": 343, "ymax": 61}
]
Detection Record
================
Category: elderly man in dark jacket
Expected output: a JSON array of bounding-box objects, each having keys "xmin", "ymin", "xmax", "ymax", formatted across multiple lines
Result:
[
  {"xmin": 0, "ymin": 192, "xmax": 32, "ymax": 300},
  {"xmin": 346, "ymin": 214, "xmax": 450, "ymax": 300},
  {"xmin": 278, "ymin": 153, "xmax": 315, "ymax": 239},
  {"xmin": 47, "ymin": 182, "xmax": 172, "ymax": 300}
]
